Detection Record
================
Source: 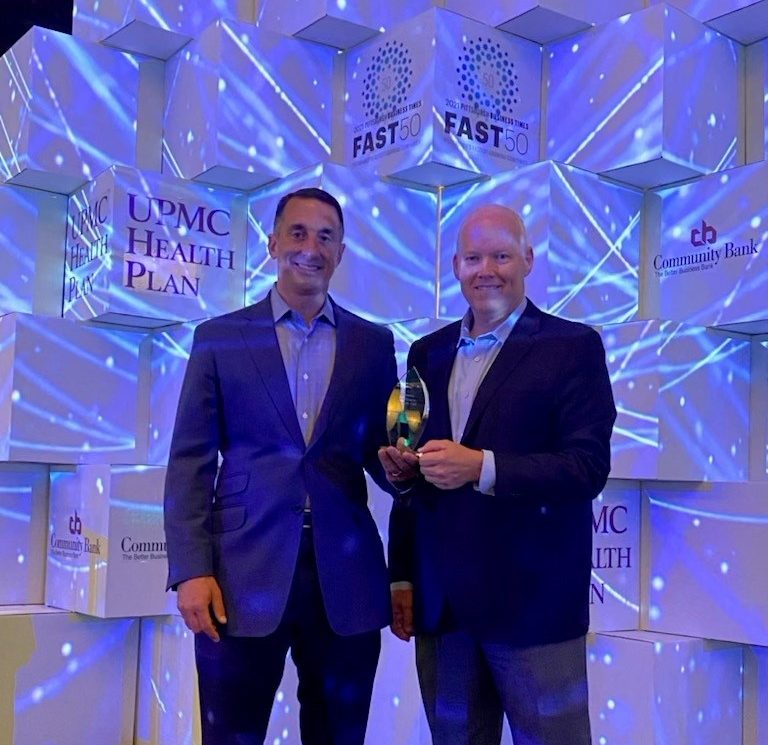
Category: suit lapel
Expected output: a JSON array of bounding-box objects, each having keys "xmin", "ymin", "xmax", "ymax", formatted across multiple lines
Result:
[
  {"xmin": 461, "ymin": 304, "xmax": 540, "ymax": 442},
  {"xmin": 239, "ymin": 296, "xmax": 306, "ymax": 450},
  {"xmin": 422, "ymin": 325, "xmax": 460, "ymax": 442}
]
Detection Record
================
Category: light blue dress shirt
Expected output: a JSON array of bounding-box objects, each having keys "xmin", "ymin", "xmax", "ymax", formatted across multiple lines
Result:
[
  {"xmin": 448, "ymin": 298, "xmax": 527, "ymax": 494},
  {"xmin": 270, "ymin": 287, "xmax": 336, "ymax": 445}
]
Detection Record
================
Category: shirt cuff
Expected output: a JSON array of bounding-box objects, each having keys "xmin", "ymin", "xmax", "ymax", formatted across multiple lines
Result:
[
  {"xmin": 390, "ymin": 581, "xmax": 413, "ymax": 591},
  {"xmin": 477, "ymin": 449, "xmax": 496, "ymax": 495}
]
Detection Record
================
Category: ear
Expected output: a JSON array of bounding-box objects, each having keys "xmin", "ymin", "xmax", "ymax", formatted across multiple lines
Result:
[
  {"xmin": 336, "ymin": 241, "xmax": 346, "ymax": 266},
  {"xmin": 523, "ymin": 245, "xmax": 534, "ymax": 277},
  {"xmin": 267, "ymin": 233, "xmax": 276, "ymax": 259},
  {"xmin": 452, "ymin": 252, "xmax": 460, "ymax": 280}
]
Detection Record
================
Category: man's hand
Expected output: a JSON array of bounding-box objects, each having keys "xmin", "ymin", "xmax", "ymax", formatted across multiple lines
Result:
[
  {"xmin": 391, "ymin": 587, "xmax": 414, "ymax": 641},
  {"xmin": 177, "ymin": 576, "xmax": 227, "ymax": 642},
  {"xmin": 418, "ymin": 439, "xmax": 483, "ymax": 490},
  {"xmin": 378, "ymin": 442, "xmax": 420, "ymax": 484}
]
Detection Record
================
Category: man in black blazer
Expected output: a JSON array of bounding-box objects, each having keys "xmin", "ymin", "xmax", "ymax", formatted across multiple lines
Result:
[
  {"xmin": 382, "ymin": 204, "xmax": 616, "ymax": 745},
  {"xmin": 164, "ymin": 188, "xmax": 396, "ymax": 745}
]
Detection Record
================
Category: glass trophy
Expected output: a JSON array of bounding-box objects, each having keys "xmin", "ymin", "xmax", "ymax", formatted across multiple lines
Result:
[{"xmin": 386, "ymin": 367, "xmax": 429, "ymax": 449}]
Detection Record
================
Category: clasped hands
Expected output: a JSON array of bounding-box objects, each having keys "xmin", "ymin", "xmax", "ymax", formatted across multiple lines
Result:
[{"xmin": 378, "ymin": 438, "xmax": 483, "ymax": 490}]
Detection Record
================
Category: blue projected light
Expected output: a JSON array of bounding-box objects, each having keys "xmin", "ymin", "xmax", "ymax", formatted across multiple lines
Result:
[
  {"xmin": 0, "ymin": 314, "xmax": 149, "ymax": 464},
  {"xmin": 246, "ymin": 163, "xmax": 437, "ymax": 323},
  {"xmin": 0, "ymin": 28, "xmax": 141, "ymax": 194},
  {"xmin": 0, "ymin": 465, "xmax": 48, "ymax": 604},
  {"xmin": 646, "ymin": 481, "xmax": 768, "ymax": 646},
  {"xmin": 439, "ymin": 161, "xmax": 641, "ymax": 325},
  {"xmin": 603, "ymin": 320, "xmax": 750, "ymax": 481},
  {"xmin": 163, "ymin": 20, "xmax": 334, "ymax": 189},
  {"xmin": 3, "ymin": 611, "xmax": 139, "ymax": 742},
  {"xmin": 73, "ymin": 0, "xmax": 253, "ymax": 58},
  {"xmin": 588, "ymin": 630, "xmax": 743, "ymax": 744},
  {"xmin": 547, "ymin": 5, "xmax": 740, "ymax": 187},
  {"xmin": 0, "ymin": 185, "xmax": 67, "ymax": 316},
  {"xmin": 148, "ymin": 323, "xmax": 199, "ymax": 465}
]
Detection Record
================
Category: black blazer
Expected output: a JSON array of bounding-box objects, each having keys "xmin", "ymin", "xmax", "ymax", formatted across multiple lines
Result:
[{"xmin": 389, "ymin": 301, "xmax": 616, "ymax": 645}]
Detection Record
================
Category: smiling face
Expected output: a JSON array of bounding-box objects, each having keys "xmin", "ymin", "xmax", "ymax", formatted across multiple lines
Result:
[
  {"xmin": 268, "ymin": 196, "xmax": 345, "ymax": 315},
  {"xmin": 453, "ymin": 205, "xmax": 534, "ymax": 336}
]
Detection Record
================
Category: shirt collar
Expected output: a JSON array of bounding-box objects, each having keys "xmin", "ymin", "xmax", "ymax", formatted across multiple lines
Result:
[
  {"xmin": 270, "ymin": 285, "xmax": 336, "ymax": 327},
  {"xmin": 457, "ymin": 297, "xmax": 527, "ymax": 348}
]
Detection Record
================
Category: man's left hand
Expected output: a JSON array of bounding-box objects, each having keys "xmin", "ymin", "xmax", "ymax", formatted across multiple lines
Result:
[{"xmin": 418, "ymin": 439, "xmax": 483, "ymax": 490}]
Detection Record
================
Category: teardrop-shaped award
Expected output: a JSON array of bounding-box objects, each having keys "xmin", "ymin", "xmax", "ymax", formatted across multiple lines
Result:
[{"xmin": 386, "ymin": 367, "xmax": 430, "ymax": 448}]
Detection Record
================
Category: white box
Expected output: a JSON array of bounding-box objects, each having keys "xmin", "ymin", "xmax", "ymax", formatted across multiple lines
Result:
[
  {"xmin": 647, "ymin": 161, "xmax": 768, "ymax": 333},
  {"xmin": 64, "ymin": 166, "xmax": 247, "ymax": 327},
  {"xmin": 46, "ymin": 464, "xmax": 175, "ymax": 619},
  {"xmin": 0, "ymin": 28, "xmax": 142, "ymax": 194},
  {"xmin": 0, "ymin": 464, "xmax": 48, "ymax": 605},
  {"xmin": 547, "ymin": 5, "xmax": 742, "ymax": 188},
  {"xmin": 602, "ymin": 320, "xmax": 751, "ymax": 481},
  {"xmin": 645, "ymin": 481, "xmax": 768, "ymax": 646},
  {"xmin": 163, "ymin": 20, "xmax": 335, "ymax": 189},
  {"xmin": 0, "ymin": 313, "xmax": 151, "ymax": 464},
  {"xmin": 662, "ymin": 0, "xmax": 768, "ymax": 43},
  {"xmin": 589, "ymin": 480, "xmax": 641, "ymax": 632},
  {"xmin": 444, "ymin": 0, "xmax": 644, "ymax": 43},
  {"xmin": 73, "ymin": 0, "xmax": 255, "ymax": 58},
  {"xmin": 588, "ymin": 630, "xmax": 743, "ymax": 745},
  {"xmin": 258, "ymin": 0, "xmax": 432, "ymax": 48},
  {"xmin": 0, "ymin": 605, "xmax": 139, "ymax": 744},
  {"xmin": 344, "ymin": 8, "xmax": 542, "ymax": 187},
  {"xmin": 0, "ymin": 185, "xmax": 67, "ymax": 317}
]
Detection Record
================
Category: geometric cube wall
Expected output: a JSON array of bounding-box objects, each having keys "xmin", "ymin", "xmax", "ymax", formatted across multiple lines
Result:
[{"xmin": 1, "ymin": 0, "xmax": 767, "ymax": 743}]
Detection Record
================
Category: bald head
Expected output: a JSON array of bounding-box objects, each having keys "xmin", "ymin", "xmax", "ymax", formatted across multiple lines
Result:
[
  {"xmin": 457, "ymin": 204, "xmax": 530, "ymax": 258},
  {"xmin": 453, "ymin": 203, "xmax": 534, "ymax": 337}
]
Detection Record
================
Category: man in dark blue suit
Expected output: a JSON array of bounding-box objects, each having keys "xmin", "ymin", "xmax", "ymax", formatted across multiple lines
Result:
[
  {"xmin": 381, "ymin": 204, "xmax": 616, "ymax": 745},
  {"xmin": 164, "ymin": 188, "xmax": 396, "ymax": 745}
]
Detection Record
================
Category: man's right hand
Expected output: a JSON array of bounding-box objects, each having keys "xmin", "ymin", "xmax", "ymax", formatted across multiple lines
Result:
[
  {"xmin": 177, "ymin": 576, "xmax": 227, "ymax": 642},
  {"xmin": 391, "ymin": 587, "xmax": 414, "ymax": 641}
]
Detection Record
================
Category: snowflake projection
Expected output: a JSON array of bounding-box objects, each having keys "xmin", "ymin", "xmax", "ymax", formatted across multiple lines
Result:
[
  {"xmin": 457, "ymin": 37, "xmax": 519, "ymax": 117},
  {"xmin": 362, "ymin": 41, "xmax": 413, "ymax": 119}
]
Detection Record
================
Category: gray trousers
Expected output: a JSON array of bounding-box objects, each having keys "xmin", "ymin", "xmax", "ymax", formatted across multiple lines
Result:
[{"xmin": 416, "ymin": 633, "xmax": 591, "ymax": 745}]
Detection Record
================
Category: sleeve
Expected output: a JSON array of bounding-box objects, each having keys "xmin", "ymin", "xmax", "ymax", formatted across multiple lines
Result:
[
  {"xmin": 162, "ymin": 322, "xmax": 222, "ymax": 590},
  {"xmin": 363, "ymin": 325, "xmax": 400, "ymax": 494},
  {"xmin": 494, "ymin": 327, "xmax": 617, "ymax": 503}
]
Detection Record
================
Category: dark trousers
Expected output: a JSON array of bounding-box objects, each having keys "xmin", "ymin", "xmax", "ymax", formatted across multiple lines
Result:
[
  {"xmin": 416, "ymin": 632, "xmax": 591, "ymax": 745},
  {"xmin": 195, "ymin": 526, "xmax": 381, "ymax": 745}
]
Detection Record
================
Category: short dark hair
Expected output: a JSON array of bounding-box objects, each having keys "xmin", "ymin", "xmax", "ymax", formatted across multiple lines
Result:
[{"xmin": 273, "ymin": 188, "xmax": 344, "ymax": 235}]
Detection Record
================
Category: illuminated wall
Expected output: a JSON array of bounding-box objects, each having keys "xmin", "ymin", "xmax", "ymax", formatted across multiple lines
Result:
[{"xmin": 1, "ymin": 1, "xmax": 767, "ymax": 744}]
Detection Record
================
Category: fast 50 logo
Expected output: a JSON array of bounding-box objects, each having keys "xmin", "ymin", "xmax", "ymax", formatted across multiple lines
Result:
[
  {"xmin": 443, "ymin": 35, "xmax": 530, "ymax": 159},
  {"xmin": 351, "ymin": 40, "xmax": 423, "ymax": 160}
]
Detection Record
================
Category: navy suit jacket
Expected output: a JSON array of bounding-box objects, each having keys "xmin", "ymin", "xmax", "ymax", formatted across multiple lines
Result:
[
  {"xmin": 389, "ymin": 301, "xmax": 616, "ymax": 646},
  {"xmin": 164, "ymin": 295, "xmax": 396, "ymax": 637}
]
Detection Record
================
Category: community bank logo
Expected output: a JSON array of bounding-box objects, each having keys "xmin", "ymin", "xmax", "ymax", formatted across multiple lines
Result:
[
  {"xmin": 690, "ymin": 219, "xmax": 716, "ymax": 247},
  {"xmin": 653, "ymin": 218, "xmax": 760, "ymax": 279},
  {"xmin": 456, "ymin": 36, "xmax": 520, "ymax": 117},
  {"xmin": 50, "ymin": 510, "xmax": 102, "ymax": 558},
  {"xmin": 69, "ymin": 509, "xmax": 82, "ymax": 535}
]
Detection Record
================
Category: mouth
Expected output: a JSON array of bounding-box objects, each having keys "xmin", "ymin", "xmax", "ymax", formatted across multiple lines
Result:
[{"xmin": 292, "ymin": 259, "xmax": 323, "ymax": 272}]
